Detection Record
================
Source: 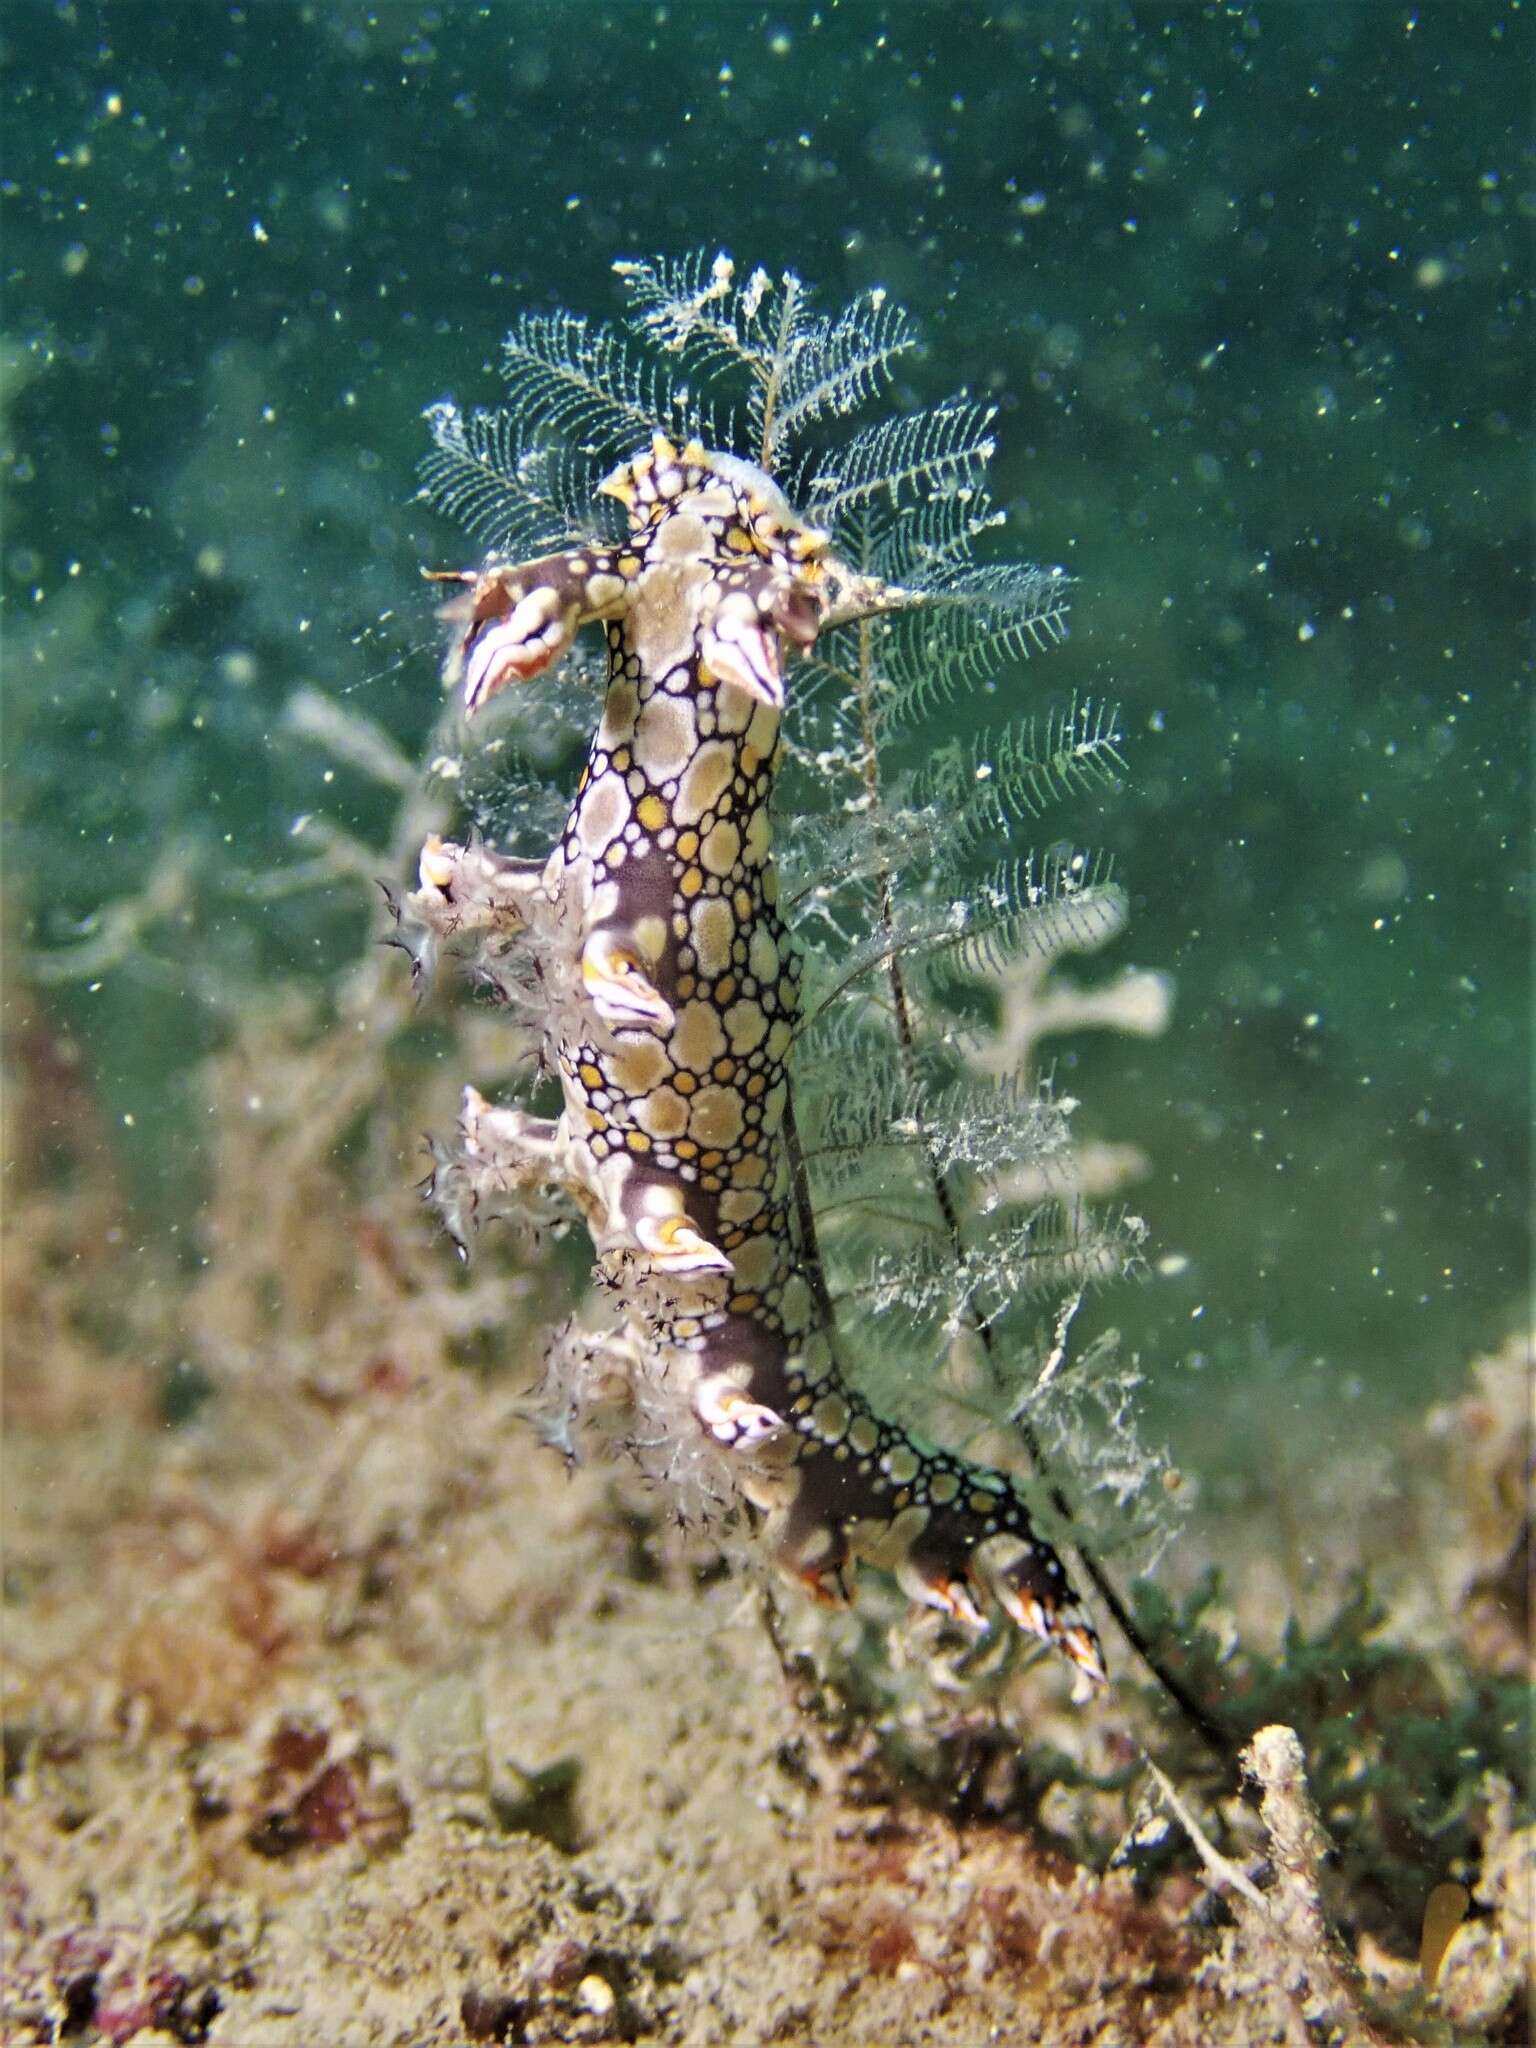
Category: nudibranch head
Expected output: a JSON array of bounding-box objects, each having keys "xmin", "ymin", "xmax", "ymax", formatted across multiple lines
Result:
[
  {"xmin": 597, "ymin": 433, "xmax": 832, "ymax": 709},
  {"xmin": 600, "ymin": 434, "xmax": 829, "ymax": 564}
]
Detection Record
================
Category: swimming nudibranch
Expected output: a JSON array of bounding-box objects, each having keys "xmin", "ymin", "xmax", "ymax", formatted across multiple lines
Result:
[{"xmin": 404, "ymin": 431, "xmax": 1105, "ymax": 1687}]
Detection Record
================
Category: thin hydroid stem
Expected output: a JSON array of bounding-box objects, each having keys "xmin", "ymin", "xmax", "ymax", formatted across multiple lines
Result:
[{"xmin": 849, "ymin": 619, "xmax": 1234, "ymax": 1766}]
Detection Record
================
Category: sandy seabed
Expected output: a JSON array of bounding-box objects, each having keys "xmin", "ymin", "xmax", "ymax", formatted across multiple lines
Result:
[{"xmin": 3, "ymin": 966, "xmax": 1529, "ymax": 2048}]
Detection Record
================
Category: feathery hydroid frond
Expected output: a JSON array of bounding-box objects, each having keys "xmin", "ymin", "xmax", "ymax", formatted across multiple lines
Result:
[
  {"xmin": 845, "ymin": 1201, "xmax": 1144, "ymax": 1336},
  {"xmin": 418, "ymin": 402, "xmax": 609, "ymax": 557},
  {"xmin": 499, "ymin": 311, "xmax": 692, "ymax": 451},
  {"xmin": 796, "ymin": 850, "xmax": 1123, "ymax": 1036},
  {"xmin": 611, "ymin": 251, "xmax": 919, "ymax": 473},
  {"xmin": 768, "ymin": 287, "xmax": 919, "ymax": 457},
  {"xmin": 926, "ymin": 697, "xmax": 1128, "ymax": 825},
  {"xmin": 806, "ymin": 403, "xmax": 996, "ymax": 530},
  {"xmin": 879, "ymin": 564, "xmax": 1074, "ymax": 714},
  {"xmin": 804, "ymin": 1055, "xmax": 1072, "ymax": 1200}
]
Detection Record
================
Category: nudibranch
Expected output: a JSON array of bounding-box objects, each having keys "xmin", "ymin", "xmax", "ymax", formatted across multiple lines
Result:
[{"xmin": 403, "ymin": 433, "xmax": 1105, "ymax": 1688}]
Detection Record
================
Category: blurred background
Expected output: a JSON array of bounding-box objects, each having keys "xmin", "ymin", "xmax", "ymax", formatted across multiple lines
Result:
[{"xmin": 4, "ymin": 0, "xmax": 1529, "ymax": 1501}]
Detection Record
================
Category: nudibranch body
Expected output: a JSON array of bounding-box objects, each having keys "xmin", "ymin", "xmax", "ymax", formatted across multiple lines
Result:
[{"xmin": 405, "ymin": 433, "xmax": 1104, "ymax": 1687}]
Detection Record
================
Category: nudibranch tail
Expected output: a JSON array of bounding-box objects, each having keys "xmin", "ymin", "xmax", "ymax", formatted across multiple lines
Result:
[{"xmin": 412, "ymin": 434, "xmax": 1105, "ymax": 1689}]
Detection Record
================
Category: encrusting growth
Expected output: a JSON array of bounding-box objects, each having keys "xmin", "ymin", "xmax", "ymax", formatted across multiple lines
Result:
[{"xmin": 397, "ymin": 254, "xmax": 1109, "ymax": 1689}]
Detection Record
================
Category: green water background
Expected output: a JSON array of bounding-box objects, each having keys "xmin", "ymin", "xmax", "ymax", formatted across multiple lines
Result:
[{"xmin": 4, "ymin": 1, "xmax": 1529, "ymax": 1485}]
